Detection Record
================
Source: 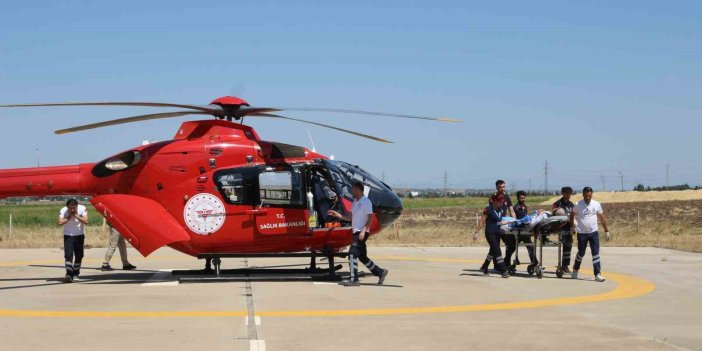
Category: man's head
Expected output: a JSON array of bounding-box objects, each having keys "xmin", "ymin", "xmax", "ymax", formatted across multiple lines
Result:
[
  {"xmin": 561, "ymin": 186, "xmax": 573, "ymax": 201},
  {"xmin": 516, "ymin": 190, "xmax": 527, "ymax": 204},
  {"xmin": 66, "ymin": 198, "xmax": 78, "ymax": 213},
  {"xmin": 352, "ymin": 181, "xmax": 365, "ymax": 199},
  {"xmin": 324, "ymin": 187, "xmax": 338, "ymax": 202},
  {"xmin": 495, "ymin": 180, "xmax": 506, "ymax": 194},
  {"xmin": 490, "ymin": 194, "xmax": 505, "ymax": 209},
  {"xmin": 582, "ymin": 186, "xmax": 594, "ymax": 203}
]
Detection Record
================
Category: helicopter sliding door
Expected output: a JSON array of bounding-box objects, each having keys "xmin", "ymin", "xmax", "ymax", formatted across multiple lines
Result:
[{"xmin": 255, "ymin": 165, "xmax": 308, "ymax": 236}]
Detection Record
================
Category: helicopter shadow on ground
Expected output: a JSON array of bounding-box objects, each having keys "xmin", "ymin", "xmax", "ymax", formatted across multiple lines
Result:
[
  {"xmin": 460, "ymin": 268, "xmax": 559, "ymax": 280},
  {"xmin": 0, "ymin": 265, "xmax": 162, "ymax": 291}
]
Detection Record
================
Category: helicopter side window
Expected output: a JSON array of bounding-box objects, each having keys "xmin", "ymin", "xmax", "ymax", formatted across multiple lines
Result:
[
  {"xmin": 258, "ymin": 167, "xmax": 305, "ymax": 208},
  {"xmin": 214, "ymin": 167, "xmax": 260, "ymax": 205}
]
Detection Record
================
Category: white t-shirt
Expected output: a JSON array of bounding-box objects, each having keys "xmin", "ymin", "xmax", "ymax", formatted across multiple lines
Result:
[
  {"xmin": 351, "ymin": 196, "xmax": 373, "ymax": 232},
  {"xmin": 59, "ymin": 205, "xmax": 88, "ymax": 237},
  {"xmin": 574, "ymin": 199, "xmax": 603, "ymax": 234}
]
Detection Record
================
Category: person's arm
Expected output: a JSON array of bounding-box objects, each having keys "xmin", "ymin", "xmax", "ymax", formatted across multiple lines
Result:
[
  {"xmin": 597, "ymin": 208, "xmax": 610, "ymax": 240},
  {"xmin": 474, "ymin": 213, "xmax": 487, "ymax": 241},
  {"xmin": 74, "ymin": 209, "xmax": 89, "ymax": 225},
  {"xmin": 508, "ymin": 206, "xmax": 516, "ymax": 218},
  {"xmin": 327, "ymin": 210, "xmax": 350, "ymax": 222},
  {"xmin": 58, "ymin": 209, "xmax": 69, "ymax": 226},
  {"xmin": 360, "ymin": 213, "xmax": 373, "ymax": 240},
  {"xmin": 58, "ymin": 215, "xmax": 69, "ymax": 226},
  {"xmin": 569, "ymin": 210, "xmax": 576, "ymax": 234}
]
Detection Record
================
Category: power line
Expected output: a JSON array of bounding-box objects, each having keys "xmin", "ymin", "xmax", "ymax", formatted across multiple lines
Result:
[
  {"xmin": 544, "ymin": 160, "xmax": 549, "ymax": 193},
  {"xmin": 618, "ymin": 171, "xmax": 624, "ymax": 191}
]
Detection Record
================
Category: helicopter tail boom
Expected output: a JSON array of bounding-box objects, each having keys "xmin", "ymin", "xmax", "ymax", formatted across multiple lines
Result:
[{"xmin": 0, "ymin": 164, "xmax": 96, "ymax": 199}]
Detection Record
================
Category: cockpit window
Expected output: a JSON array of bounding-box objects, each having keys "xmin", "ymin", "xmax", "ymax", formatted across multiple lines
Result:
[
  {"xmin": 214, "ymin": 166, "xmax": 259, "ymax": 205},
  {"xmin": 322, "ymin": 160, "xmax": 391, "ymax": 201}
]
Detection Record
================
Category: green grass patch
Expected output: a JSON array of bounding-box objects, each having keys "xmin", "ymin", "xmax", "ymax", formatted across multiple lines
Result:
[
  {"xmin": 0, "ymin": 203, "xmax": 101, "ymax": 227},
  {"xmin": 402, "ymin": 196, "xmax": 552, "ymax": 210}
]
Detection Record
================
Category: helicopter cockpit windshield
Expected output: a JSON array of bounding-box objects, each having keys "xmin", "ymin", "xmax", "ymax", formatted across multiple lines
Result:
[{"xmin": 322, "ymin": 160, "xmax": 403, "ymax": 228}]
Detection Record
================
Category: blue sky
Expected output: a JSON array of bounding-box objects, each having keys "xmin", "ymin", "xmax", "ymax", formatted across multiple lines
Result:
[{"xmin": 1, "ymin": 1, "xmax": 700, "ymax": 190}]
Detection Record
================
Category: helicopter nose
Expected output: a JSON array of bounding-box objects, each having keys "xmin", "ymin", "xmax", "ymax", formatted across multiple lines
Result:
[{"xmin": 368, "ymin": 187, "xmax": 403, "ymax": 229}]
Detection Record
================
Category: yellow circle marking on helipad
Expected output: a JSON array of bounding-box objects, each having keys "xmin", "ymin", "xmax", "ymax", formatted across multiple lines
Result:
[{"xmin": 0, "ymin": 256, "xmax": 656, "ymax": 318}]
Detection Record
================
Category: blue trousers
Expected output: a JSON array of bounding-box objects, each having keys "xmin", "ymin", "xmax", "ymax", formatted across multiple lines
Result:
[
  {"xmin": 483, "ymin": 231, "xmax": 507, "ymax": 273},
  {"xmin": 573, "ymin": 231, "xmax": 601, "ymax": 275}
]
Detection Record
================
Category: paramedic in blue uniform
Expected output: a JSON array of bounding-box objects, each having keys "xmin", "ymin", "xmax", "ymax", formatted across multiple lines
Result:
[
  {"xmin": 504, "ymin": 191, "xmax": 538, "ymax": 270},
  {"xmin": 570, "ymin": 187, "xmax": 611, "ymax": 282},
  {"xmin": 552, "ymin": 186, "xmax": 575, "ymax": 273},
  {"xmin": 474, "ymin": 193, "xmax": 510, "ymax": 278},
  {"xmin": 489, "ymin": 180, "xmax": 516, "ymax": 269},
  {"xmin": 58, "ymin": 199, "xmax": 88, "ymax": 283},
  {"xmin": 328, "ymin": 181, "xmax": 389, "ymax": 286}
]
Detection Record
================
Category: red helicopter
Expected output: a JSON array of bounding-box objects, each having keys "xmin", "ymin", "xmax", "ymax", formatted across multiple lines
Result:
[{"xmin": 0, "ymin": 96, "xmax": 459, "ymax": 279}]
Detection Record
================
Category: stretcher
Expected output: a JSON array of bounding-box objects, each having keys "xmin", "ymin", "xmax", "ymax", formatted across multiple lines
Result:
[{"xmin": 500, "ymin": 213, "xmax": 569, "ymax": 279}]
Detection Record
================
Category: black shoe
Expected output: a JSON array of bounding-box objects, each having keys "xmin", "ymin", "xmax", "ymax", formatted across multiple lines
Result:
[
  {"xmin": 101, "ymin": 264, "xmax": 114, "ymax": 271},
  {"xmin": 481, "ymin": 266, "xmax": 489, "ymax": 276},
  {"xmin": 378, "ymin": 269, "xmax": 389, "ymax": 285},
  {"xmin": 122, "ymin": 264, "xmax": 137, "ymax": 270},
  {"xmin": 64, "ymin": 274, "xmax": 73, "ymax": 283},
  {"xmin": 341, "ymin": 279, "xmax": 360, "ymax": 286},
  {"xmin": 501, "ymin": 271, "xmax": 510, "ymax": 278},
  {"xmin": 562, "ymin": 266, "xmax": 571, "ymax": 274},
  {"xmin": 508, "ymin": 265, "xmax": 516, "ymax": 275}
]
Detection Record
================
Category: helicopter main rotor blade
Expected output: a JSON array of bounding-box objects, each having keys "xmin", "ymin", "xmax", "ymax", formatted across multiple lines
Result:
[
  {"xmin": 250, "ymin": 113, "xmax": 393, "ymax": 143},
  {"xmin": 269, "ymin": 108, "xmax": 462, "ymax": 123},
  {"xmin": 55, "ymin": 111, "xmax": 210, "ymax": 134},
  {"xmin": 0, "ymin": 101, "xmax": 222, "ymax": 114}
]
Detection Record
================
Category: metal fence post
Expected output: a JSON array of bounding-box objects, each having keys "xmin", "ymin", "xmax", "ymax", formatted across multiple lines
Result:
[{"xmin": 8, "ymin": 213, "xmax": 12, "ymax": 239}]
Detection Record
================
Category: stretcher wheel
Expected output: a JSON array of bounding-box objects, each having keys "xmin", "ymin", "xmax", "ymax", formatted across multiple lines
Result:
[
  {"xmin": 527, "ymin": 264, "xmax": 535, "ymax": 276},
  {"xmin": 556, "ymin": 268, "xmax": 564, "ymax": 279},
  {"xmin": 535, "ymin": 266, "xmax": 543, "ymax": 279}
]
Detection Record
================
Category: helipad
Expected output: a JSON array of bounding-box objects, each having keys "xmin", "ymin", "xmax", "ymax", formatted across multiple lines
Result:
[{"xmin": 0, "ymin": 247, "xmax": 699, "ymax": 350}]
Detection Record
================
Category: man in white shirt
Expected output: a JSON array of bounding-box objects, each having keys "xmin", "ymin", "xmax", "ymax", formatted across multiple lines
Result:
[
  {"xmin": 328, "ymin": 181, "xmax": 389, "ymax": 286},
  {"xmin": 58, "ymin": 199, "xmax": 89, "ymax": 283},
  {"xmin": 569, "ymin": 187, "xmax": 611, "ymax": 282}
]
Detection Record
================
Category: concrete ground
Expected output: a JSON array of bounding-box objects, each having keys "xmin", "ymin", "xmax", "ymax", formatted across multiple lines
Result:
[{"xmin": 0, "ymin": 246, "xmax": 700, "ymax": 351}]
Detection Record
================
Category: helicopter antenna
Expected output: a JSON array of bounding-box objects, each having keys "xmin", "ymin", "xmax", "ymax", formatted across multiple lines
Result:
[{"xmin": 307, "ymin": 130, "xmax": 317, "ymax": 152}]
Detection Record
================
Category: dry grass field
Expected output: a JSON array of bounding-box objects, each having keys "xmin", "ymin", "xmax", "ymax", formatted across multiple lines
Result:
[
  {"xmin": 373, "ymin": 199, "xmax": 702, "ymax": 253},
  {"xmin": 0, "ymin": 198, "xmax": 700, "ymax": 253}
]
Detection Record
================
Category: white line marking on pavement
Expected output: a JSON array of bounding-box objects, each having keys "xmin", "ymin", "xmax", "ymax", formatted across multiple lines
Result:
[
  {"xmin": 245, "ymin": 316, "xmax": 262, "ymax": 326},
  {"xmin": 141, "ymin": 269, "xmax": 179, "ymax": 286},
  {"xmin": 313, "ymin": 282, "xmax": 338, "ymax": 285},
  {"xmin": 250, "ymin": 340, "xmax": 266, "ymax": 351}
]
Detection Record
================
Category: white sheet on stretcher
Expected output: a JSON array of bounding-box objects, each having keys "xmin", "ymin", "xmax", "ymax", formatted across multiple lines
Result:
[{"xmin": 500, "ymin": 212, "xmax": 550, "ymax": 234}]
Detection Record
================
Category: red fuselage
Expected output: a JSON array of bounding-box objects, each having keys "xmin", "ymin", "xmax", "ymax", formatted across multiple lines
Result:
[{"xmin": 0, "ymin": 120, "xmax": 403, "ymax": 257}]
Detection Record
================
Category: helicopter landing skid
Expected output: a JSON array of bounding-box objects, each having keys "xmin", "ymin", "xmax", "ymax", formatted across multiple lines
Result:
[{"xmin": 174, "ymin": 251, "xmax": 349, "ymax": 283}]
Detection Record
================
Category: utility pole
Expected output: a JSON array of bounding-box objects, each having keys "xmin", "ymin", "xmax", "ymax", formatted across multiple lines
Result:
[
  {"xmin": 666, "ymin": 164, "xmax": 670, "ymax": 187},
  {"xmin": 619, "ymin": 171, "xmax": 624, "ymax": 191},
  {"xmin": 601, "ymin": 175, "xmax": 606, "ymax": 192},
  {"xmin": 36, "ymin": 148, "xmax": 40, "ymax": 167},
  {"xmin": 443, "ymin": 171, "xmax": 448, "ymax": 197},
  {"xmin": 544, "ymin": 160, "xmax": 549, "ymax": 195}
]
